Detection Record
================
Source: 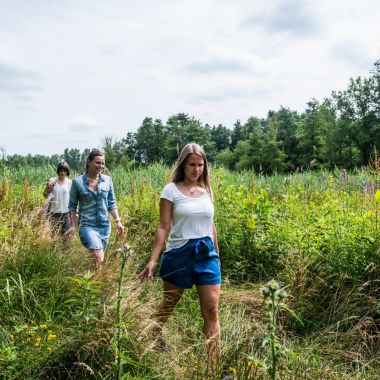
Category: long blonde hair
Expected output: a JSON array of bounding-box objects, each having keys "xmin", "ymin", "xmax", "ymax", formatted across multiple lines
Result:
[{"xmin": 171, "ymin": 143, "xmax": 211, "ymax": 193}]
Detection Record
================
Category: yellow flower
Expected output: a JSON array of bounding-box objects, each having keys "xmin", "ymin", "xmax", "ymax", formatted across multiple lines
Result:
[
  {"xmin": 248, "ymin": 360, "xmax": 259, "ymax": 368},
  {"xmin": 229, "ymin": 367, "xmax": 237, "ymax": 373},
  {"xmin": 47, "ymin": 346, "xmax": 52, "ymax": 352},
  {"xmin": 36, "ymin": 337, "xmax": 42, "ymax": 342},
  {"xmin": 40, "ymin": 323, "xmax": 48, "ymax": 330},
  {"xmin": 47, "ymin": 333, "xmax": 57, "ymax": 341},
  {"xmin": 34, "ymin": 342, "xmax": 40, "ymax": 347}
]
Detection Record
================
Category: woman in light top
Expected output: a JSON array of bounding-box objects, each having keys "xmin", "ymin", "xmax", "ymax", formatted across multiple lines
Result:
[
  {"xmin": 65, "ymin": 149, "xmax": 124, "ymax": 268},
  {"xmin": 139, "ymin": 143, "xmax": 221, "ymax": 358},
  {"xmin": 43, "ymin": 160, "xmax": 72, "ymax": 237}
]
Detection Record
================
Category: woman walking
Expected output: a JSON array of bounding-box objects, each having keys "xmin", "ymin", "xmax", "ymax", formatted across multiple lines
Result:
[
  {"xmin": 65, "ymin": 149, "xmax": 124, "ymax": 268},
  {"xmin": 43, "ymin": 160, "xmax": 72, "ymax": 239},
  {"xmin": 139, "ymin": 143, "xmax": 221, "ymax": 359}
]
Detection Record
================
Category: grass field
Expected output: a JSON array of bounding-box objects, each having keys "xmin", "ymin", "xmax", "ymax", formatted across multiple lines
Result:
[{"xmin": 0, "ymin": 164, "xmax": 379, "ymax": 379}]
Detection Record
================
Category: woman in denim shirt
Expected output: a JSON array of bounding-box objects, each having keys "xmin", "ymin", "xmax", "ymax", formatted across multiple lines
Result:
[{"xmin": 65, "ymin": 149, "xmax": 124, "ymax": 267}]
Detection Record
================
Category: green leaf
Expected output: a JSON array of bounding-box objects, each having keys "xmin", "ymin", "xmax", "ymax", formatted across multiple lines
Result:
[
  {"xmin": 375, "ymin": 189, "xmax": 380, "ymax": 203},
  {"xmin": 64, "ymin": 298, "xmax": 78, "ymax": 304},
  {"xmin": 280, "ymin": 303, "xmax": 304, "ymax": 325}
]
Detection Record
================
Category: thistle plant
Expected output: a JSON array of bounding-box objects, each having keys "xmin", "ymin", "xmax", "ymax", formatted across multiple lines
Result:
[
  {"xmin": 114, "ymin": 243, "xmax": 132, "ymax": 380},
  {"xmin": 65, "ymin": 271, "xmax": 101, "ymax": 328},
  {"xmin": 262, "ymin": 280, "xmax": 301, "ymax": 380}
]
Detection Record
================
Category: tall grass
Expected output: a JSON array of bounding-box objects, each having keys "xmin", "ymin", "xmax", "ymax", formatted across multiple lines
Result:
[{"xmin": 0, "ymin": 166, "xmax": 379, "ymax": 379}]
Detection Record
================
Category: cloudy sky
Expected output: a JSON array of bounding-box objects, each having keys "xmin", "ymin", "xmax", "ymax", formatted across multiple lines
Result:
[{"xmin": 1, "ymin": 0, "xmax": 379, "ymax": 156}]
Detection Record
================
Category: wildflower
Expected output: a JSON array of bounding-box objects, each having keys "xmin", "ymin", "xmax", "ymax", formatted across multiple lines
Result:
[
  {"xmin": 248, "ymin": 360, "xmax": 260, "ymax": 368},
  {"xmin": 47, "ymin": 333, "xmax": 57, "ymax": 341},
  {"xmin": 47, "ymin": 346, "xmax": 52, "ymax": 352},
  {"xmin": 36, "ymin": 337, "xmax": 42, "ymax": 342},
  {"xmin": 229, "ymin": 367, "xmax": 237, "ymax": 374},
  {"xmin": 40, "ymin": 323, "xmax": 48, "ymax": 330}
]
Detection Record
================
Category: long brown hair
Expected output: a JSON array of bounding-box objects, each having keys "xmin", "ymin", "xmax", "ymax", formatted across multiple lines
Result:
[
  {"xmin": 85, "ymin": 149, "xmax": 105, "ymax": 173},
  {"xmin": 171, "ymin": 143, "xmax": 211, "ymax": 193}
]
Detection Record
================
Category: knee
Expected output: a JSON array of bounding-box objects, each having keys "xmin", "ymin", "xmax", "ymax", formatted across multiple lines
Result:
[
  {"xmin": 202, "ymin": 304, "xmax": 219, "ymax": 322},
  {"xmin": 91, "ymin": 249, "xmax": 104, "ymax": 263},
  {"xmin": 163, "ymin": 293, "xmax": 181, "ymax": 310}
]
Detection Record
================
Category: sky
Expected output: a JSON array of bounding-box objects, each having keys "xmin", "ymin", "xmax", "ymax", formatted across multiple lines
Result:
[{"xmin": 0, "ymin": 0, "xmax": 379, "ymax": 156}]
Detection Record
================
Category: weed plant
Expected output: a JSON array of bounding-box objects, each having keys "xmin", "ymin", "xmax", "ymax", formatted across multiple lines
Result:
[{"xmin": 0, "ymin": 166, "xmax": 379, "ymax": 378}]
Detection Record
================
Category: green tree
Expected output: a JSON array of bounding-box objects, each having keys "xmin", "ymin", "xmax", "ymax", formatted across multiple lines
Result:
[
  {"xmin": 297, "ymin": 99, "xmax": 323, "ymax": 169},
  {"xmin": 102, "ymin": 137, "xmax": 127, "ymax": 169},
  {"xmin": 121, "ymin": 132, "xmax": 137, "ymax": 161},
  {"xmin": 165, "ymin": 113, "xmax": 215, "ymax": 163},
  {"xmin": 272, "ymin": 107, "xmax": 300, "ymax": 170},
  {"xmin": 244, "ymin": 117, "xmax": 264, "ymax": 172},
  {"xmin": 210, "ymin": 124, "xmax": 230, "ymax": 151},
  {"xmin": 260, "ymin": 115, "xmax": 286, "ymax": 173},
  {"xmin": 372, "ymin": 60, "xmax": 380, "ymax": 118},
  {"xmin": 63, "ymin": 148, "xmax": 83, "ymax": 171},
  {"xmin": 134, "ymin": 118, "xmax": 167, "ymax": 164},
  {"xmin": 230, "ymin": 120, "xmax": 245, "ymax": 149},
  {"xmin": 332, "ymin": 73, "xmax": 380, "ymax": 165},
  {"xmin": 215, "ymin": 148, "xmax": 234, "ymax": 169}
]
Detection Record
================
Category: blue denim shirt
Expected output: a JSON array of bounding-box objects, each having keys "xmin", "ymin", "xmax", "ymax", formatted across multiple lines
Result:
[{"xmin": 69, "ymin": 174, "xmax": 117, "ymax": 227}]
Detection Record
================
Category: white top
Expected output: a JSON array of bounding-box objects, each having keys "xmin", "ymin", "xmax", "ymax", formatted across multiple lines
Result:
[
  {"xmin": 49, "ymin": 177, "xmax": 72, "ymax": 213},
  {"xmin": 161, "ymin": 182, "xmax": 214, "ymax": 251}
]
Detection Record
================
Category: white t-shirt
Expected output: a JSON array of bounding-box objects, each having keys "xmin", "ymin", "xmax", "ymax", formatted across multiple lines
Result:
[
  {"xmin": 49, "ymin": 178, "xmax": 72, "ymax": 213},
  {"xmin": 161, "ymin": 182, "xmax": 214, "ymax": 251}
]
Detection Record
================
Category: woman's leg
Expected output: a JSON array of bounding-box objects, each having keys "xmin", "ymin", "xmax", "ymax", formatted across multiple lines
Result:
[
  {"xmin": 155, "ymin": 280, "xmax": 184, "ymax": 324},
  {"xmin": 196, "ymin": 284, "xmax": 221, "ymax": 360},
  {"xmin": 151, "ymin": 280, "xmax": 184, "ymax": 348},
  {"xmin": 90, "ymin": 249, "xmax": 104, "ymax": 270}
]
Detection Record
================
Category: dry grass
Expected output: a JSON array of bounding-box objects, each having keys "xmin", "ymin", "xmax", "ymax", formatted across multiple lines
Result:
[{"xmin": 1, "ymin": 177, "xmax": 380, "ymax": 379}]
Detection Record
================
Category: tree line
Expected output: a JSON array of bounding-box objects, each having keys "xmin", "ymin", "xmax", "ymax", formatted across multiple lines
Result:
[{"xmin": 3, "ymin": 60, "xmax": 380, "ymax": 173}]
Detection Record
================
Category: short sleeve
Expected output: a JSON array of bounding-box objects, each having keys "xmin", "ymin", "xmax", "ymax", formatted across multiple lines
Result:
[{"xmin": 160, "ymin": 183, "xmax": 174, "ymax": 202}]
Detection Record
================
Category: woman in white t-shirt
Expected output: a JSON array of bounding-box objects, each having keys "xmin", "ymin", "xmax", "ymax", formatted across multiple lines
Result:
[
  {"xmin": 139, "ymin": 143, "xmax": 221, "ymax": 358},
  {"xmin": 43, "ymin": 160, "xmax": 72, "ymax": 237}
]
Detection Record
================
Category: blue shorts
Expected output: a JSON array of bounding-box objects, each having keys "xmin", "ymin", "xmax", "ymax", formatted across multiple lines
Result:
[
  {"xmin": 79, "ymin": 225, "xmax": 111, "ymax": 250},
  {"xmin": 159, "ymin": 237, "xmax": 221, "ymax": 289}
]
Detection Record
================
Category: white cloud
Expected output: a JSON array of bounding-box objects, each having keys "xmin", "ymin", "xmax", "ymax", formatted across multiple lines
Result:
[
  {"xmin": 0, "ymin": 0, "xmax": 379, "ymax": 155},
  {"xmin": 0, "ymin": 63, "xmax": 42, "ymax": 97}
]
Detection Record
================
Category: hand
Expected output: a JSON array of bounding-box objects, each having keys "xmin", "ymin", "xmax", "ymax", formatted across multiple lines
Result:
[
  {"xmin": 138, "ymin": 260, "xmax": 157, "ymax": 281},
  {"xmin": 64, "ymin": 225, "xmax": 75, "ymax": 238},
  {"xmin": 116, "ymin": 221, "xmax": 125, "ymax": 236}
]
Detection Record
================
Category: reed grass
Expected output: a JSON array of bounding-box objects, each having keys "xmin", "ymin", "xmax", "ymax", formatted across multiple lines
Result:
[{"xmin": 0, "ymin": 166, "xmax": 379, "ymax": 379}]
